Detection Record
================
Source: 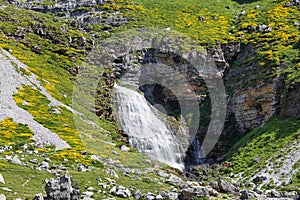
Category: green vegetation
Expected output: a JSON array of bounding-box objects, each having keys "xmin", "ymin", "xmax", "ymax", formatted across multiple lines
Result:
[
  {"xmin": 226, "ymin": 117, "xmax": 300, "ymax": 190},
  {"xmin": 0, "ymin": 0, "xmax": 299, "ymax": 198},
  {"xmin": 0, "ymin": 118, "xmax": 33, "ymax": 149}
]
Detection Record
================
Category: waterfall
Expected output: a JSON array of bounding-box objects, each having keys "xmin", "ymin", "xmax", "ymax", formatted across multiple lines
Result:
[{"xmin": 113, "ymin": 84, "xmax": 188, "ymax": 170}]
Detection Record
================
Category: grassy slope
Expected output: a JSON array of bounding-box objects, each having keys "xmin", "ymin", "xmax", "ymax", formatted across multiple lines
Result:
[{"xmin": 227, "ymin": 118, "xmax": 300, "ymax": 191}]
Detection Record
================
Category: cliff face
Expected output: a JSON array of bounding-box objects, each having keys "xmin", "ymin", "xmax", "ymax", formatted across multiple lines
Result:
[
  {"xmin": 225, "ymin": 44, "xmax": 282, "ymax": 133},
  {"xmin": 198, "ymin": 43, "xmax": 299, "ymax": 162}
]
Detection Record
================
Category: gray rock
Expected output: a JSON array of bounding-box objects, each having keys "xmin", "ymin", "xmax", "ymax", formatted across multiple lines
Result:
[
  {"xmin": 0, "ymin": 173, "xmax": 5, "ymax": 184},
  {"xmin": 82, "ymin": 191, "xmax": 94, "ymax": 197},
  {"xmin": 209, "ymin": 181, "xmax": 219, "ymax": 191},
  {"xmin": 166, "ymin": 174, "xmax": 183, "ymax": 186},
  {"xmin": 39, "ymin": 161, "xmax": 49, "ymax": 170},
  {"xmin": 110, "ymin": 186, "xmax": 117, "ymax": 195},
  {"xmin": 155, "ymin": 194, "xmax": 163, "ymax": 200},
  {"xmin": 45, "ymin": 173, "xmax": 80, "ymax": 200},
  {"xmin": 87, "ymin": 187, "xmax": 95, "ymax": 191},
  {"xmin": 144, "ymin": 193, "xmax": 155, "ymax": 200},
  {"xmin": 134, "ymin": 189, "xmax": 142, "ymax": 199},
  {"xmin": 1, "ymin": 187, "xmax": 12, "ymax": 192},
  {"xmin": 33, "ymin": 193, "xmax": 44, "ymax": 200},
  {"xmin": 217, "ymin": 179, "xmax": 239, "ymax": 195},
  {"xmin": 179, "ymin": 186, "xmax": 209, "ymax": 199},
  {"xmin": 105, "ymin": 169, "xmax": 119, "ymax": 178},
  {"xmin": 116, "ymin": 190, "xmax": 127, "ymax": 198},
  {"xmin": 240, "ymin": 189, "xmax": 249, "ymax": 199},
  {"xmin": 110, "ymin": 186, "xmax": 130, "ymax": 198},
  {"xmin": 29, "ymin": 159, "xmax": 39, "ymax": 164},
  {"xmin": 269, "ymin": 189, "xmax": 280, "ymax": 198},
  {"xmin": 0, "ymin": 194, "xmax": 5, "ymax": 200},
  {"xmin": 157, "ymin": 171, "xmax": 169, "ymax": 177},
  {"xmin": 164, "ymin": 191, "xmax": 178, "ymax": 200},
  {"xmin": 12, "ymin": 155, "xmax": 22, "ymax": 165},
  {"xmin": 120, "ymin": 145, "xmax": 130, "ymax": 152}
]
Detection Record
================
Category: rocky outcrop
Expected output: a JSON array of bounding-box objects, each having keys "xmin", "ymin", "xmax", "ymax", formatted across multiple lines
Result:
[
  {"xmin": 280, "ymin": 82, "xmax": 300, "ymax": 118},
  {"xmin": 225, "ymin": 44, "xmax": 283, "ymax": 133},
  {"xmin": 7, "ymin": 0, "xmax": 128, "ymax": 33},
  {"xmin": 45, "ymin": 173, "xmax": 80, "ymax": 200}
]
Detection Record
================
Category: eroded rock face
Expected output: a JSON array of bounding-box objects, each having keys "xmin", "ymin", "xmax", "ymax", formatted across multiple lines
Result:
[
  {"xmin": 225, "ymin": 43, "xmax": 283, "ymax": 133},
  {"xmin": 229, "ymin": 84, "xmax": 280, "ymax": 132},
  {"xmin": 280, "ymin": 82, "xmax": 300, "ymax": 118}
]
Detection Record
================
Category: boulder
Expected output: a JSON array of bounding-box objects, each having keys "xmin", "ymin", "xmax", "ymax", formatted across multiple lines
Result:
[
  {"xmin": 39, "ymin": 161, "xmax": 49, "ymax": 170},
  {"xmin": 209, "ymin": 181, "xmax": 219, "ymax": 191},
  {"xmin": 0, "ymin": 194, "xmax": 6, "ymax": 200},
  {"xmin": 179, "ymin": 186, "xmax": 209, "ymax": 199},
  {"xmin": 33, "ymin": 193, "xmax": 44, "ymax": 200},
  {"xmin": 120, "ymin": 145, "xmax": 130, "ymax": 152},
  {"xmin": 240, "ymin": 189, "xmax": 250, "ymax": 199},
  {"xmin": 217, "ymin": 179, "xmax": 239, "ymax": 195},
  {"xmin": 0, "ymin": 173, "xmax": 5, "ymax": 184},
  {"xmin": 45, "ymin": 173, "xmax": 80, "ymax": 200},
  {"xmin": 269, "ymin": 190, "xmax": 281, "ymax": 198},
  {"xmin": 134, "ymin": 189, "xmax": 142, "ymax": 199},
  {"xmin": 12, "ymin": 155, "xmax": 22, "ymax": 165}
]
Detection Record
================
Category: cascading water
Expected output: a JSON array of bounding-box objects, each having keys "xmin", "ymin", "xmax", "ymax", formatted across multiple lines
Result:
[{"xmin": 113, "ymin": 84, "xmax": 188, "ymax": 170}]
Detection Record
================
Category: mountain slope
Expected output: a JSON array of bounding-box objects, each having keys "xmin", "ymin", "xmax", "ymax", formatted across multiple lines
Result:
[{"xmin": 0, "ymin": 0, "xmax": 299, "ymax": 199}]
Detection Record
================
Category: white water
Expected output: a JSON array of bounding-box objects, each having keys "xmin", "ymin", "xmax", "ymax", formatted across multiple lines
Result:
[{"xmin": 113, "ymin": 84, "xmax": 188, "ymax": 170}]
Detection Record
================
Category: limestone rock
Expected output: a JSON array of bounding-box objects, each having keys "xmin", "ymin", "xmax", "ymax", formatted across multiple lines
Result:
[
  {"xmin": 45, "ymin": 173, "xmax": 81, "ymax": 200},
  {"xmin": 33, "ymin": 193, "xmax": 44, "ymax": 200},
  {"xmin": 0, "ymin": 194, "xmax": 6, "ymax": 200},
  {"xmin": 217, "ymin": 179, "xmax": 239, "ymax": 195},
  {"xmin": 0, "ymin": 174, "xmax": 5, "ymax": 184}
]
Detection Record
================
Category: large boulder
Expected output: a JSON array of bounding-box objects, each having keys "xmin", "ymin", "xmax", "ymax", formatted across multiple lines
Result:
[
  {"xmin": 217, "ymin": 179, "xmax": 239, "ymax": 195},
  {"xmin": 45, "ymin": 173, "xmax": 80, "ymax": 200},
  {"xmin": 179, "ymin": 186, "xmax": 209, "ymax": 199}
]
